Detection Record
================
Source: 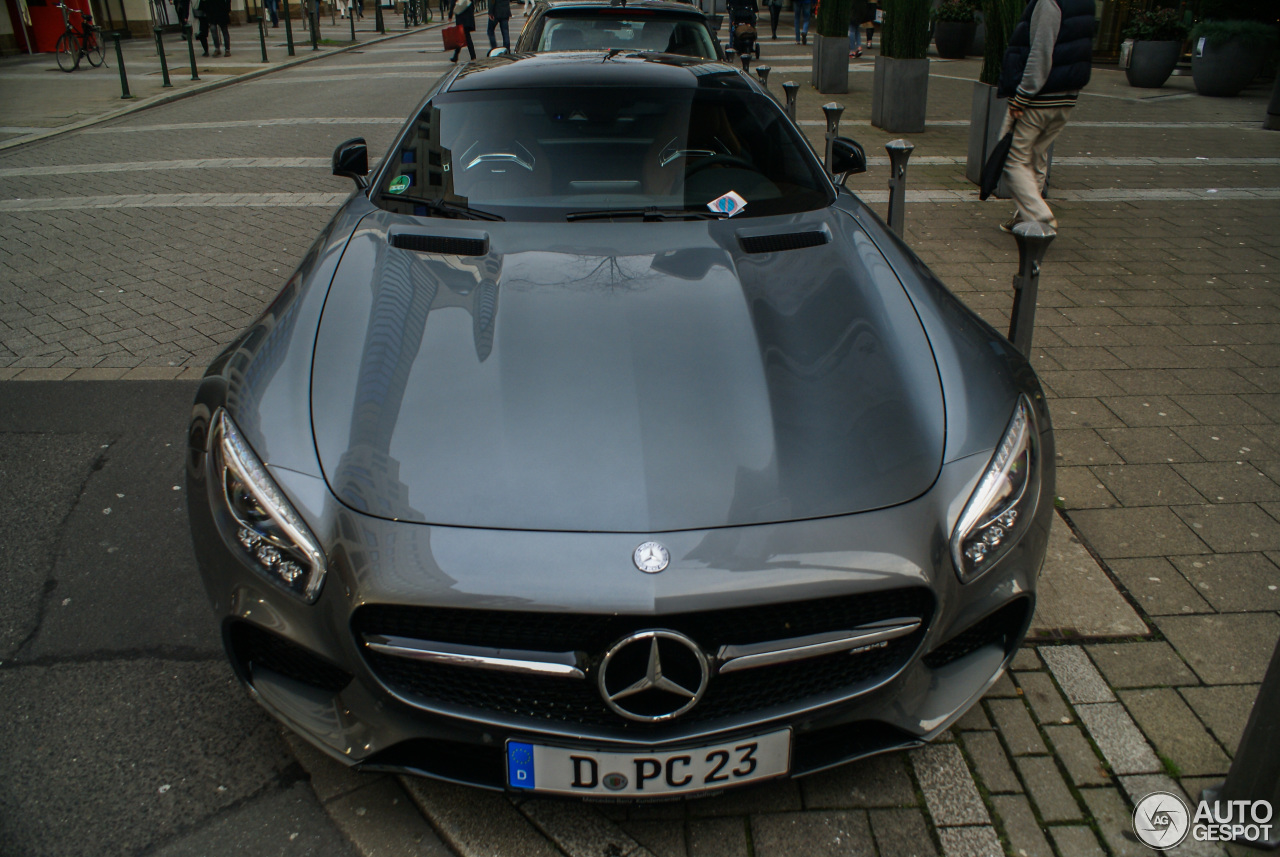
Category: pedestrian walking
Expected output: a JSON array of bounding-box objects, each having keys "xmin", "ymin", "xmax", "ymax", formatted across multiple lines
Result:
[
  {"xmin": 766, "ymin": 0, "xmax": 781, "ymax": 39},
  {"xmin": 449, "ymin": 0, "xmax": 477, "ymax": 61},
  {"xmin": 487, "ymin": 0, "xmax": 511, "ymax": 49},
  {"xmin": 174, "ymin": 0, "xmax": 191, "ymax": 30},
  {"xmin": 195, "ymin": 0, "xmax": 231, "ymax": 56},
  {"xmin": 263, "ymin": 0, "xmax": 280, "ymax": 26},
  {"xmin": 849, "ymin": 0, "xmax": 870, "ymax": 56},
  {"xmin": 997, "ymin": 0, "xmax": 1094, "ymax": 230},
  {"xmin": 793, "ymin": 0, "xmax": 811, "ymax": 45}
]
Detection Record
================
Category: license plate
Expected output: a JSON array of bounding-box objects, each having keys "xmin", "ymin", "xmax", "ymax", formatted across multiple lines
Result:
[{"xmin": 506, "ymin": 730, "xmax": 790, "ymax": 797}]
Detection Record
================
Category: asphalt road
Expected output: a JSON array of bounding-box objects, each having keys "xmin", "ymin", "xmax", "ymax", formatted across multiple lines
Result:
[{"xmin": 0, "ymin": 381, "xmax": 362, "ymax": 857}]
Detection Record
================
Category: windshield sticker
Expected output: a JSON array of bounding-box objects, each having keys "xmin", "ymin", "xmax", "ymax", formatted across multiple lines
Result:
[
  {"xmin": 389, "ymin": 175, "xmax": 411, "ymax": 195},
  {"xmin": 708, "ymin": 191, "xmax": 747, "ymax": 218}
]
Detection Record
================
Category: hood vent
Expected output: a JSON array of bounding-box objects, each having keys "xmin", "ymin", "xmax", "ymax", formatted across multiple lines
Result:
[
  {"xmin": 391, "ymin": 233, "xmax": 488, "ymax": 257},
  {"xmin": 739, "ymin": 231, "xmax": 828, "ymax": 255}
]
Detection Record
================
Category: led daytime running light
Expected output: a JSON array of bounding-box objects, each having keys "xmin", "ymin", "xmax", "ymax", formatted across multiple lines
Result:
[{"xmin": 212, "ymin": 410, "xmax": 327, "ymax": 602}]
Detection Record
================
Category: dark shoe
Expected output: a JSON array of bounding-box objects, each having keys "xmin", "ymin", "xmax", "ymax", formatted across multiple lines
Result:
[
  {"xmin": 998, "ymin": 217, "xmax": 1019, "ymax": 234},
  {"xmin": 202, "ymin": 49, "xmax": 209, "ymax": 56},
  {"xmin": 213, "ymin": 48, "xmax": 221, "ymax": 56},
  {"xmin": 801, "ymin": 33, "xmax": 807, "ymax": 45},
  {"xmin": 224, "ymin": 49, "xmax": 230, "ymax": 56}
]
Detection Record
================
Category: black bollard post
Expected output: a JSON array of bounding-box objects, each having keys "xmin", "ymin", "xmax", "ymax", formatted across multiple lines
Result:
[
  {"xmin": 403, "ymin": 0, "xmax": 409, "ymax": 27},
  {"xmin": 1199, "ymin": 637, "xmax": 1280, "ymax": 848},
  {"xmin": 259, "ymin": 15, "xmax": 269, "ymax": 60},
  {"xmin": 312, "ymin": 0, "xmax": 320, "ymax": 48},
  {"xmin": 724, "ymin": 47, "xmax": 736, "ymax": 65},
  {"xmin": 740, "ymin": 53, "xmax": 751, "ymax": 74},
  {"xmin": 1266, "ymin": 70, "xmax": 1280, "ymax": 131},
  {"xmin": 375, "ymin": 0, "xmax": 384, "ymax": 33},
  {"xmin": 782, "ymin": 81, "xmax": 798, "ymax": 122},
  {"xmin": 755, "ymin": 64, "xmax": 770, "ymax": 88},
  {"xmin": 112, "ymin": 33, "xmax": 133, "ymax": 98},
  {"xmin": 283, "ymin": 0, "xmax": 296, "ymax": 53},
  {"xmin": 1007, "ymin": 222, "xmax": 1055, "ymax": 355},
  {"xmin": 185, "ymin": 24, "xmax": 200, "ymax": 78},
  {"xmin": 348, "ymin": 2, "xmax": 355, "ymax": 38},
  {"xmin": 822, "ymin": 102, "xmax": 844, "ymax": 175},
  {"xmin": 884, "ymin": 138, "xmax": 914, "ymax": 237},
  {"xmin": 154, "ymin": 27, "xmax": 172, "ymax": 87}
]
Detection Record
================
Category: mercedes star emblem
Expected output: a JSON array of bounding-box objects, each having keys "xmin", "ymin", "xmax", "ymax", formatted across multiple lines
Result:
[
  {"xmin": 633, "ymin": 541, "xmax": 670, "ymax": 574},
  {"xmin": 597, "ymin": 630, "xmax": 709, "ymax": 722}
]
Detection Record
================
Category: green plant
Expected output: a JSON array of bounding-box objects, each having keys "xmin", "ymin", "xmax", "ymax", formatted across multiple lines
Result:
[
  {"xmin": 881, "ymin": 0, "xmax": 932, "ymax": 58},
  {"xmin": 814, "ymin": 0, "xmax": 855, "ymax": 38},
  {"xmin": 1191, "ymin": 18, "xmax": 1278, "ymax": 51},
  {"xmin": 1160, "ymin": 754, "xmax": 1183, "ymax": 778},
  {"xmin": 1123, "ymin": 8, "xmax": 1190, "ymax": 41},
  {"xmin": 933, "ymin": 0, "xmax": 977, "ymax": 24},
  {"xmin": 979, "ymin": 0, "xmax": 1022, "ymax": 85}
]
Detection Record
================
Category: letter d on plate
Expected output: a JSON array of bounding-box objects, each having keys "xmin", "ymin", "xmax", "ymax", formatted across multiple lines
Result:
[{"xmin": 508, "ymin": 741, "xmax": 536, "ymax": 789}]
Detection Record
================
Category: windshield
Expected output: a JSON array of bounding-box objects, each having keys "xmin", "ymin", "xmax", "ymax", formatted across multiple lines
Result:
[
  {"xmin": 373, "ymin": 85, "xmax": 832, "ymax": 221},
  {"xmin": 536, "ymin": 12, "xmax": 718, "ymax": 58}
]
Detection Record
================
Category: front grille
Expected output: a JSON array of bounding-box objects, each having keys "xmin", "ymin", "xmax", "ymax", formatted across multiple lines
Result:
[
  {"xmin": 922, "ymin": 598, "xmax": 1030, "ymax": 670},
  {"xmin": 229, "ymin": 621, "xmax": 352, "ymax": 694},
  {"xmin": 354, "ymin": 589, "xmax": 933, "ymax": 730}
]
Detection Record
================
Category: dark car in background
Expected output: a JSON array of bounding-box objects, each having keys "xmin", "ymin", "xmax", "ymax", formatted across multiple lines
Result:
[
  {"xmin": 187, "ymin": 51, "xmax": 1054, "ymax": 800},
  {"xmin": 512, "ymin": 0, "xmax": 722, "ymax": 58}
]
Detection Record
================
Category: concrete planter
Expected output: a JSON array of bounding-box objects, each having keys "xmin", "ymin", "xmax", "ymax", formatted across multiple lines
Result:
[
  {"xmin": 933, "ymin": 20, "xmax": 975, "ymax": 59},
  {"xmin": 1192, "ymin": 36, "xmax": 1263, "ymax": 97},
  {"xmin": 810, "ymin": 33, "xmax": 850, "ymax": 93},
  {"xmin": 871, "ymin": 55, "xmax": 928, "ymax": 133},
  {"xmin": 1125, "ymin": 40, "xmax": 1180, "ymax": 89}
]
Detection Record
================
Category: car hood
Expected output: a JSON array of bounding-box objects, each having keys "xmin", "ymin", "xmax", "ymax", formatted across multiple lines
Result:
[{"xmin": 310, "ymin": 210, "xmax": 944, "ymax": 532}]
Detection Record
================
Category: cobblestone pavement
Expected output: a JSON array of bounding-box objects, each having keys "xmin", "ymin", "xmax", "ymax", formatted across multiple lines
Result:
[{"xmin": 1, "ymin": 12, "xmax": 1279, "ymax": 857}]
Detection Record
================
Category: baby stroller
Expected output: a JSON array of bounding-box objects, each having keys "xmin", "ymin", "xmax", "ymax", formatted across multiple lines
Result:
[{"xmin": 726, "ymin": 0, "xmax": 761, "ymax": 59}]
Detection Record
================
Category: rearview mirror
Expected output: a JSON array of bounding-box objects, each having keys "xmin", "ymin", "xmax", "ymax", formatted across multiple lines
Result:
[
  {"xmin": 332, "ymin": 137, "xmax": 369, "ymax": 189},
  {"xmin": 830, "ymin": 136, "xmax": 867, "ymax": 185}
]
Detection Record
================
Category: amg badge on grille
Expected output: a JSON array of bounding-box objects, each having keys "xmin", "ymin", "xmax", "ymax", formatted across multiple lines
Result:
[{"xmin": 633, "ymin": 542, "xmax": 670, "ymax": 574}]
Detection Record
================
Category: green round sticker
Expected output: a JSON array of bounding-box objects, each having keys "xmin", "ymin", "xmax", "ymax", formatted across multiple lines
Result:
[{"xmin": 389, "ymin": 175, "xmax": 411, "ymax": 194}]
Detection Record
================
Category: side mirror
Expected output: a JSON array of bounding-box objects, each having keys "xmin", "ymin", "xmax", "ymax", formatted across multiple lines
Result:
[
  {"xmin": 487, "ymin": 46, "xmax": 508, "ymax": 57},
  {"xmin": 332, "ymin": 137, "xmax": 369, "ymax": 189},
  {"xmin": 831, "ymin": 136, "xmax": 867, "ymax": 185}
]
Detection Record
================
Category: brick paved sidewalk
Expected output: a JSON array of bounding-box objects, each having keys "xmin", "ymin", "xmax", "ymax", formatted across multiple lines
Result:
[{"xmin": 1, "ymin": 16, "xmax": 1279, "ymax": 857}]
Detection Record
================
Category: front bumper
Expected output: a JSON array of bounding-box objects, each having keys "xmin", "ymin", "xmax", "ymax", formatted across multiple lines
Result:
[{"xmin": 187, "ymin": 435, "xmax": 1050, "ymax": 793}]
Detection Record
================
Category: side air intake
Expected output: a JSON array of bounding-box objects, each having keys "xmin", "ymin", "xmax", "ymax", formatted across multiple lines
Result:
[
  {"xmin": 391, "ymin": 234, "xmax": 488, "ymax": 256},
  {"xmin": 739, "ymin": 231, "xmax": 828, "ymax": 254}
]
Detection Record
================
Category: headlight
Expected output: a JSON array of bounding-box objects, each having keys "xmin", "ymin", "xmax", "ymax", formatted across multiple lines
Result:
[
  {"xmin": 950, "ymin": 395, "xmax": 1040, "ymax": 583},
  {"xmin": 208, "ymin": 409, "xmax": 327, "ymax": 603}
]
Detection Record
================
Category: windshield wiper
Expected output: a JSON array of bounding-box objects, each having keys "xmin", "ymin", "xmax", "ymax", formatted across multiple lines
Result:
[
  {"xmin": 565, "ymin": 206, "xmax": 727, "ymax": 222},
  {"xmin": 391, "ymin": 194, "xmax": 505, "ymax": 222}
]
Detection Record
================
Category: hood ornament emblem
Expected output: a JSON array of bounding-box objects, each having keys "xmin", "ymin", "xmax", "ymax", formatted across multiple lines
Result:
[{"xmin": 633, "ymin": 542, "xmax": 669, "ymax": 574}]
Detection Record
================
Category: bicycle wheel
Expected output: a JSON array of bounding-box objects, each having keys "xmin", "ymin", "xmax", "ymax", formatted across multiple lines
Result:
[
  {"xmin": 85, "ymin": 28, "xmax": 106, "ymax": 67},
  {"xmin": 56, "ymin": 31, "xmax": 78, "ymax": 72}
]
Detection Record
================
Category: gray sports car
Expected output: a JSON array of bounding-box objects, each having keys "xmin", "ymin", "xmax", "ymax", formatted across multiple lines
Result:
[{"xmin": 186, "ymin": 51, "xmax": 1054, "ymax": 799}]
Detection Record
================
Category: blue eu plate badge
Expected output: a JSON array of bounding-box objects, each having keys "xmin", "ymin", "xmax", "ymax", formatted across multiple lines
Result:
[
  {"xmin": 708, "ymin": 191, "xmax": 747, "ymax": 218},
  {"xmin": 508, "ymin": 742, "xmax": 535, "ymax": 789}
]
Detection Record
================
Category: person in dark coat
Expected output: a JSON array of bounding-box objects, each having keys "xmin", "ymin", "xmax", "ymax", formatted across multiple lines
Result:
[
  {"xmin": 765, "ymin": 0, "xmax": 781, "ymax": 39},
  {"xmin": 849, "ymin": 0, "xmax": 871, "ymax": 56},
  {"xmin": 488, "ymin": 0, "xmax": 511, "ymax": 50},
  {"xmin": 450, "ymin": 0, "xmax": 477, "ymax": 61},
  {"xmin": 196, "ymin": 0, "xmax": 230, "ymax": 56}
]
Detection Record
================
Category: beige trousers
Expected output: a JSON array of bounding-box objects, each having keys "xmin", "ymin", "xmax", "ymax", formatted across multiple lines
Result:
[{"xmin": 1000, "ymin": 103, "xmax": 1072, "ymax": 228}]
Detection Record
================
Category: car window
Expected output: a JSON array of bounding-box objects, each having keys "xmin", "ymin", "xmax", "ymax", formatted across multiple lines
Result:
[
  {"xmin": 537, "ymin": 13, "xmax": 718, "ymax": 58},
  {"xmin": 373, "ymin": 85, "xmax": 832, "ymax": 222}
]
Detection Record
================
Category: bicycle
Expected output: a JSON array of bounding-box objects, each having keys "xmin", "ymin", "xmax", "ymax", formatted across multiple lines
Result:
[{"xmin": 55, "ymin": 2, "xmax": 106, "ymax": 72}]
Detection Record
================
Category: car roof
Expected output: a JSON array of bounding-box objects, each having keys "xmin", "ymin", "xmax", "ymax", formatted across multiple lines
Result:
[
  {"xmin": 446, "ymin": 51, "xmax": 750, "ymax": 91},
  {"xmin": 537, "ymin": 0, "xmax": 705, "ymax": 12}
]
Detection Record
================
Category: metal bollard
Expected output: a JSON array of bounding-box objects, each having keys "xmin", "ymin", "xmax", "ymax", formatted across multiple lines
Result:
[
  {"xmin": 1266, "ymin": 69, "xmax": 1280, "ymax": 131},
  {"xmin": 259, "ymin": 15, "xmax": 269, "ymax": 61},
  {"xmin": 112, "ymin": 33, "xmax": 133, "ymax": 98},
  {"xmin": 185, "ymin": 25, "xmax": 200, "ymax": 78},
  {"xmin": 312, "ymin": 0, "xmax": 320, "ymax": 49},
  {"xmin": 884, "ymin": 138, "xmax": 914, "ymax": 237},
  {"xmin": 1006, "ymin": 222, "xmax": 1055, "ymax": 355},
  {"xmin": 724, "ymin": 47, "xmax": 736, "ymax": 65},
  {"xmin": 740, "ymin": 53, "xmax": 751, "ymax": 74},
  {"xmin": 755, "ymin": 64, "xmax": 770, "ymax": 88},
  {"xmin": 348, "ymin": 2, "xmax": 355, "ymax": 39},
  {"xmin": 154, "ymin": 27, "xmax": 172, "ymax": 87},
  {"xmin": 283, "ymin": 0, "xmax": 296, "ymax": 54},
  {"xmin": 822, "ymin": 102, "xmax": 844, "ymax": 176},
  {"xmin": 1199, "ymin": 636, "xmax": 1280, "ymax": 848},
  {"xmin": 375, "ymin": 0, "xmax": 384, "ymax": 33},
  {"xmin": 782, "ymin": 81, "xmax": 798, "ymax": 122}
]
